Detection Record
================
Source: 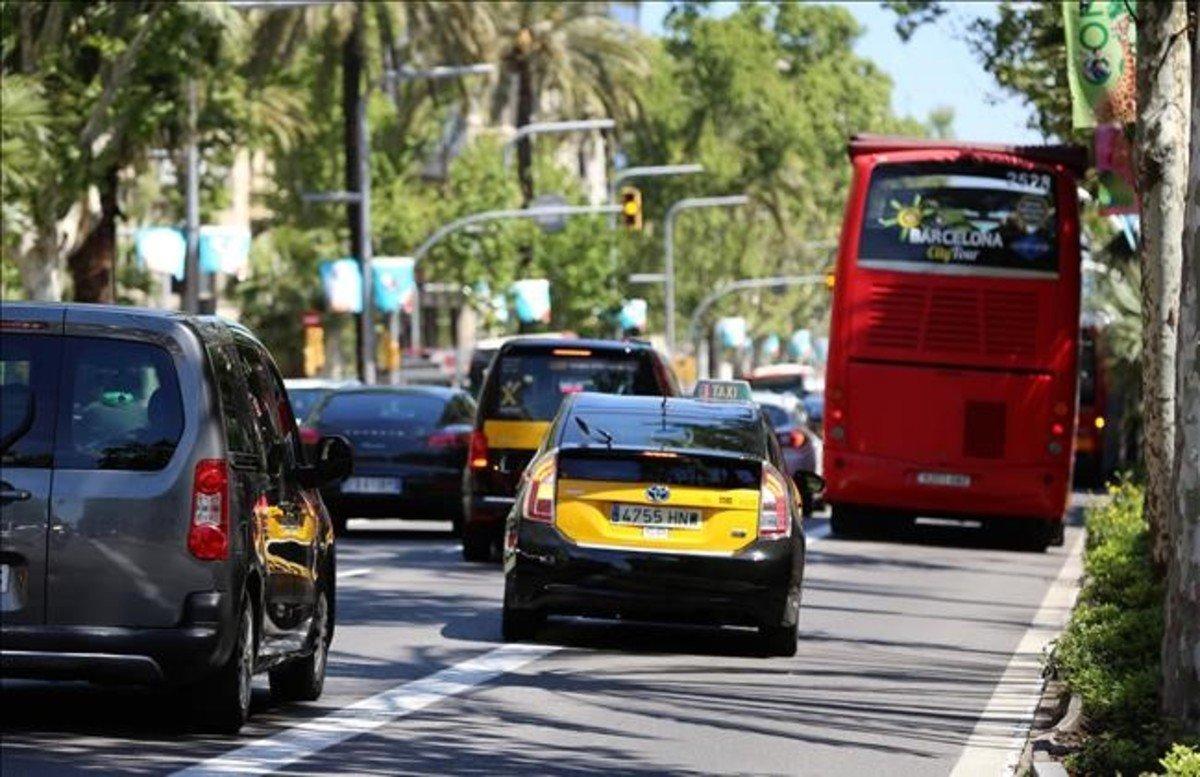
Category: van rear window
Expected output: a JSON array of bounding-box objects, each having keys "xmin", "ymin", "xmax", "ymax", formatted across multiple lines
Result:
[
  {"xmin": 482, "ymin": 350, "xmax": 660, "ymax": 421},
  {"xmin": 57, "ymin": 337, "xmax": 184, "ymax": 471}
]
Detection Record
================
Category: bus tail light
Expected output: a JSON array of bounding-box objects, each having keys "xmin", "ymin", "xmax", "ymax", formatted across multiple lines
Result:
[
  {"xmin": 468, "ymin": 431, "xmax": 489, "ymax": 469},
  {"xmin": 188, "ymin": 459, "xmax": 229, "ymax": 561},
  {"xmin": 522, "ymin": 456, "xmax": 557, "ymax": 523},
  {"xmin": 759, "ymin": 464, "xmax": 791, "ymax": 540}
]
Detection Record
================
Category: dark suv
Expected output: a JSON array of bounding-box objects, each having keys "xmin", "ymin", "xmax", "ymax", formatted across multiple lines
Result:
[
  {"xmin": 0, "ymin": 303, "xmax": 350, "ymax": 733},
  {"xmin": 462, "ymin": 338, "xmax": 679, "ymax": 561}
]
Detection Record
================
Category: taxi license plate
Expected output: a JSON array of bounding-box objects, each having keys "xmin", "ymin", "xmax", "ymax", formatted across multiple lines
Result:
[
  {"xmin": 917, "ymin": 471, "xmax": 971, "ymax": 488},
  {"xmin": 610, "ymin": 504, "xmax": 701, "ymax": 530},
  {"xmin": 343, "ymin": 477, "xmax": 402, "ymax": 495}
]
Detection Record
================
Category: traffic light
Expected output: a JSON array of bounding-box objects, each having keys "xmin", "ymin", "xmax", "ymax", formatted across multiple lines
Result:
[{"xmin": 620, "ymin": 186, "xmax": 643, "ymax": 231}]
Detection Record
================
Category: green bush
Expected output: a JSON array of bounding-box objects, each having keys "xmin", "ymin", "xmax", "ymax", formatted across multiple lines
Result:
[
  {"xmin": 1050, "ymin": 480, "xmax": 1169, "ymax": 775},
  {"xmin": 1161, "ymin": 744, "xmax": 1200, "ymax": 777}
]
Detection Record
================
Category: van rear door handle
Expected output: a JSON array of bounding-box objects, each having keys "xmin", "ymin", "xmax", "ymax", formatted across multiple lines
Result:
[{"xmin": 0, "ymin": 489, "xmax": 32, "ymax": 503}]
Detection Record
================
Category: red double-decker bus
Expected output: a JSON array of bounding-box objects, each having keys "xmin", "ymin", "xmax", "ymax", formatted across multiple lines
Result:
[{"xmin": 823, "ymin": 136, "xmax": 1088, "ymax": 550}]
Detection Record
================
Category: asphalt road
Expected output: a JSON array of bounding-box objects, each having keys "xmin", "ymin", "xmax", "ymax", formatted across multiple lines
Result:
[{"xmin": 0, "ymin": 502, "xmax": 1091, "ymax": 777}]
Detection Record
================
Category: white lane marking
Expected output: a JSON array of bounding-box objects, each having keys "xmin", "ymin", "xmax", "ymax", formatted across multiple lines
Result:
[
  {"xmin": 948, "ymin": 530, "xmax": 1086, "ymax": 777},
  {"xmin": 172, "ymin": 643, "xmax": 558, "ymax": 777},
  {"xmin": 335, "ymin": 567, "xmax": 372, "ymax": 580}
]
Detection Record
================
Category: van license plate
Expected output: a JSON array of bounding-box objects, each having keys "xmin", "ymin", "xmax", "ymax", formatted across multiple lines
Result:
[
  {"xmin": 611, "ymin": 504, "xmax": 701, "ymax": 530},
  {"xmin": 0, "ymin": 564, "xmax": 9, "ymax": 595},
  {"xmin": 343, "ymin": 477, "xmax": 402, "ymax": 495},
  {"xmin": 917, "ymin": 472, "xmax": 971, "ymax": 488}
]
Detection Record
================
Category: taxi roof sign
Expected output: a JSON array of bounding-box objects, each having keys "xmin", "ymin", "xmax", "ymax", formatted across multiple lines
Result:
[{"xmin": 693, "ymin": 379, "xmax": 754, "ymax": 402}]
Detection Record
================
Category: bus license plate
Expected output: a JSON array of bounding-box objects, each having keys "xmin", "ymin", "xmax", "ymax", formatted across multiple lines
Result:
[
  {"xmin": 917, "ymin": 471, "xmax": 971, "ymax": 488},
  {"xmin": 611, "ymin": 504, "xmax": 701, "ymax": 530}
]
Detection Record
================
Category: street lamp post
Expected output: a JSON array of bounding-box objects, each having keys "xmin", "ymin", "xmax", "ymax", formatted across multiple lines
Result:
[
  {"xmin": 662, "ymin": 195, "xmax": 750, "ymax": 356},
  {"xmin": 500, "ymin": 119, "xmax": 616, "ymax": 167},
  {"xmin": 406, "ymin": 202, "xmax": 624, "ymax": 360}
]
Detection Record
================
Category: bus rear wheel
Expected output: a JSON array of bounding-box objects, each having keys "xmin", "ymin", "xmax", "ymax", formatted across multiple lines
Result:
[{"xmin": 996, "ymin": 518, "xmax": 1050, "ymax": 553}]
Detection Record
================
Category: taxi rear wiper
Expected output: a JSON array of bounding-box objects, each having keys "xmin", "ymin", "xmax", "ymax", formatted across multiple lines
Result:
[{"xmin": 574, "ymin": 416, "xmax": 613, "ymax": 448}]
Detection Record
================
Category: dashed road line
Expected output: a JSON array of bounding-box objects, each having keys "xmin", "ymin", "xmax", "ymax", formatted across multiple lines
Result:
[{"xmin": 335, "ymin": 567, "xmax": 372, "ymax": 580}]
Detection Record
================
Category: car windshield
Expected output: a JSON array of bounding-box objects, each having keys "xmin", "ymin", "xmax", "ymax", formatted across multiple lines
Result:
[
  {"xmin": 562, "ymin": 408, "xmax": 765, "ymax": 458},
  {"xmin": 316, "ymin": 393, "xmax": 447, "ymax": 431},
  {"xmin": 483, "ymin": 350, "xmax": 661, "ymax": 421}
]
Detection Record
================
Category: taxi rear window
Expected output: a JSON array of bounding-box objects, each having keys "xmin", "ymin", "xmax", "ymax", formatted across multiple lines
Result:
[
  {"xmin": 558, "ymin": 451, "xmax": 760, "ymax": 489},
  {"xmin": 481, "ymin": 349, "xmax": 661, "ymax": 421},
  {"xmin": 562, "ymin": 409, "xmax": 766, "ymax": 459}
]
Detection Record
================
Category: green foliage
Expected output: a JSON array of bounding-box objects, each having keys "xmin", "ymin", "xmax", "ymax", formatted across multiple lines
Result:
[
  {"xmin": 1050, "ymin": 481, "xmax": 1172, "ymax": 775},
  {"xmin": 1162, "ymin": 744, "xmax": 1200, "ymax": 777}
]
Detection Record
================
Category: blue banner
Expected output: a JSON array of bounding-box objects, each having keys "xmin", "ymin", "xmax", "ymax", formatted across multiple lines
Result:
[
  {"xmin": 319, "ymin": 258, "xmax": 363, "ymax": 314},
  {"xmin": 199, "ymin": 226, "xmax": 251, "ymax": 275},
  {"xmin": 372, "ymin": 256, "xmax": 416, "ymax": 314},
  {"xmin": 135, "ymin": 227, "xmax": 186, "ymax": 279},
  {"xmin": 510, "ymin": 279, "xmax": 552, "ymax": 324},
  {"xmin": 760, "ymin": 333, "xmax": 781, "ymax": 360},
  {"xmin": 788, "ymin": 329, "xmax": 813, "ymax": 360},
  {"xmin": 715, "ymin": 317, "xmax": 747, "ymax": 349},
  {"xmin": 618, "ymin": 298, "xmax": 648, "ymax": 332}
]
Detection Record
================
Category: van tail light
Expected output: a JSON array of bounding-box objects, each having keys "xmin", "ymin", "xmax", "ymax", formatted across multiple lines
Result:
[
  {"xmin": 759, "ymin": 464, "xmax": 791, "ymax": 540},
  {"xmin": 522, "ymin": 455, "xmax": 557, "ymax": 523},
  {"xmin": 789, "ymin": 428, "xmax": 807, "ymax": 448},
  {"xmin": 428, "ymin": 429, "xmax": 470, "ymax": 449},
  {"xmin": 189, "ymin": 459, "xmax": 229, "ymax": 561},
  {"xmin": 468, "ymin": 431, "xmax": 489, "ymax": 469}
]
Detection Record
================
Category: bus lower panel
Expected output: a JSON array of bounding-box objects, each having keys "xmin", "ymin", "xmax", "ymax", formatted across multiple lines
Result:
[{"xmin": 823, "ymin": 450, "xmax": 1068, "ymax": 522}]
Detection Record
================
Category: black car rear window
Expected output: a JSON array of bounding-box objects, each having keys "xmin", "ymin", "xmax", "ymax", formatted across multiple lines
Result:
[
  {"xmin": 317, "ymin": 393, "xmax": 448, "ymax": 430},
  {"xmin": 482, "ymin": 349, "xmax": 662, "ymax": 422},
  {"xmin": 57, "ymin": 337, "xmax": 184, "ymax": 471},
  {"xmin": 760, "ymin": 404, "xmax": 791, "ymax": 428},
  {"xmin": 287, "ymin": 388, "xmax": 327, "ymax": 422},
  {"xmin": 562, "ymin": 407, "xmax": 766, "ymax": 459}
]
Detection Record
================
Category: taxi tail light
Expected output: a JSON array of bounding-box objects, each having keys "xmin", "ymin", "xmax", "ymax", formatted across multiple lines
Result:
[
  {"xmin": 759, "ymin": 464, "xmax": 791, "ymax": 540},
  {"xmin": 468, "ymin": 431, "xmax": 489, "ymax": 469},
  {"xmin": 188, "ymin": 459, "xmax": 229, "ymax": 561},
  {"xmin": 522, "ymin": 456, "xmax": 557, "ymax": 523}
]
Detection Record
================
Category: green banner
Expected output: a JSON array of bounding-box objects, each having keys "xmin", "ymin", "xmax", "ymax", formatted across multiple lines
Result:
[{"xmin": 1063, "ymin": 1, "xmax": 1137, "ymax": 130}]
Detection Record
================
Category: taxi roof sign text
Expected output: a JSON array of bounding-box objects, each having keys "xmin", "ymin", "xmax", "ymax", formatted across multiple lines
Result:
[{"xmin": 694, "ymin": 379, "xmax": 753, "ymax": 402}]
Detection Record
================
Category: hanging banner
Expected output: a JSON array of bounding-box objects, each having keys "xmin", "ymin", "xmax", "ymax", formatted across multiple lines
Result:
[
  {"xmin": 135, "ymin": 227, "xmax": 186, "ymax": 279},
  {"xmin": 788, "ymin": 329, "xmax": 814, "ymax": 361},
  {"xmin": 1094, "ymin": 123, "xmax": 1138, "ymax": 215},
  {"xmin": 319, "ymin": 258, "xmax": 363, "ymax": 314},
  {"xmin": 199, "ymin": 226, "xmax": 251, "ymax": 276},
  {"xmin": 1063, "ymin": 1, "xmax": 1136, "ymax": 129},
  {"xmin": 618, "ymin": 298, "xmax": 648, "ymax": 333},
  {"xmin": 509, "ymin": 279, "xmax": 552, "ymax": 324},
  {"xmin": 715, "ymin": 317, "xmax": 747, "ymax": 349},
  {"xmin": 372, "ymin": 256, "xmax": 416, "ymax": 314},
  {"xmin": 760, "ymin": 334, "xmax": 781, "ymax": 361}
]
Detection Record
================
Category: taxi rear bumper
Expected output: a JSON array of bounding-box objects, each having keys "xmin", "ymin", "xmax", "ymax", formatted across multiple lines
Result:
[{"xmin": 505, "ymin": 523, "xmax": 804, "ymax": 629}]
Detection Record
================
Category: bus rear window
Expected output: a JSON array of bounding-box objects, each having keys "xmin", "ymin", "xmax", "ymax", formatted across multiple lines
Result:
[
  {"xmin": 858, "ymin": 162, "xmax": 1059, "ymax": 276},
  {"xmin": 483, "ymin": 351, "xmax": 660, "ymax": 421}
]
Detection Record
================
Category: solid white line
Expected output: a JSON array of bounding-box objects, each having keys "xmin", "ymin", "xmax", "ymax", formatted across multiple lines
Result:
[
  {"xmin": 948, "ymin": 531, "xmax": 1086, "ymax": 777},
  {"xmin": 335, "ymin": 567, "xmax": 372, "ymax": 580},
  {"xmin": 172, "ymin": 643, "xmax": 559, "ymax": 777}
]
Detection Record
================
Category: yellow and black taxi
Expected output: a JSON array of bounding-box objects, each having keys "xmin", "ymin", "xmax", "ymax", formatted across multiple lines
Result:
[
  {"xmin": 501, "ymin": 381, "xmax": 819, "ymax": 656},
  {"xmin": 462, "ymin": 338, "xmax": 679, "ymax": 561}
]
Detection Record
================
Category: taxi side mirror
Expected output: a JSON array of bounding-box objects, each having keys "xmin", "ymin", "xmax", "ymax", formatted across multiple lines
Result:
[{"xmin": 794, "ymin": 470, "xmax": 825, "ymax": 497}]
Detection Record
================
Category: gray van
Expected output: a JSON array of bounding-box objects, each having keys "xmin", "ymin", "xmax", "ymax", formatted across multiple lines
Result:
[{"xmin": 0, "ymin": 303, "xmax": 351, "ymax": 733}]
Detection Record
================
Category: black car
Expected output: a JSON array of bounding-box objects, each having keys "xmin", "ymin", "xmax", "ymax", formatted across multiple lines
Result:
[
  {"xmin": 462, "ymin": 338, "xmax": 679, "ymax": 562},
  {"xmin": 753, "ymin": 391, "xmax": 823, "ymax": 516},
  {"xmin": 502, "ymin": 390, "xmax": 818, "ymax": 656},
  {"xmin": 0, "ymin": 303, "xmax": 351, "ymax": 733},
  {"xmin": 310, "ymin": 386, "xmax": 476, "ymax": 534}
]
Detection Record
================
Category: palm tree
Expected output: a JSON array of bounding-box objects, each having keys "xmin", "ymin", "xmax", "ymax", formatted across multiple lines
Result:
[{"xmin": 487, "ymin": 2, "xmax": 650, "ymax": 206}]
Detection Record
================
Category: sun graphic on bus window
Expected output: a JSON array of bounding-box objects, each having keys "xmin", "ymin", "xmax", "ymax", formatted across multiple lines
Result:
[{"xmin": 879, "ymin": 195, "xmax": 935, "ymax": 240}]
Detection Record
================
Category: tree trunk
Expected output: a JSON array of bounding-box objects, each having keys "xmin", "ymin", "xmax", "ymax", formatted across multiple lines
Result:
[
  {"xmin": 15, "ymin": 224, "xmax": 62, "ymax": 301},
  {"xmin": 1162, "ymin": 1, "xmax": 1200, "ymax": 734},
  {"xmin": 515, "ymin": 54, "xmax": 535, "ymax": 208},
  {"xmin": 66, "ymin": 165, "xmax": 118, "ymax": 303},
  {"xmin": 1135, "ymin": 0, "xmax": 1190, "ymax": 573}
]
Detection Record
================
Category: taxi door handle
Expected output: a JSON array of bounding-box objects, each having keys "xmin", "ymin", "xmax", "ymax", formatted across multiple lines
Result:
[{"xmin": 0, "ymin": 488, "xmax": 31, "ymax": 503}]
